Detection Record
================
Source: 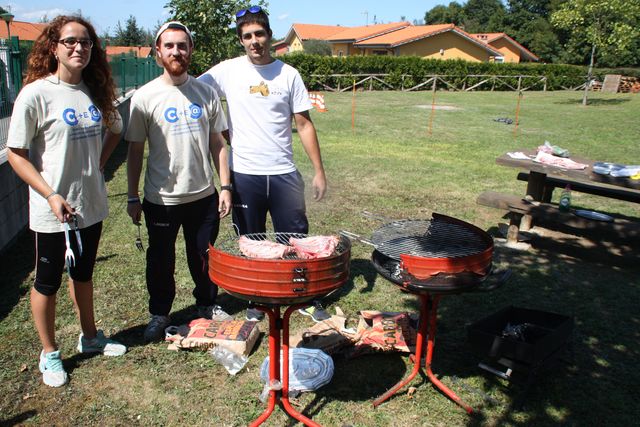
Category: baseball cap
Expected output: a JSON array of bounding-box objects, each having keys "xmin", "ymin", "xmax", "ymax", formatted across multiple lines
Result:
[{"xmin": 155, "ymin": 21, "xmax": 194, "ymax": 46}]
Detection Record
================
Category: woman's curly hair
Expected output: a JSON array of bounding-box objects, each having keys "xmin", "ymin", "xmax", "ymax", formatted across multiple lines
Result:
[{"xmin": 25, "ymin": 15, "xmax": 117, "ymax": 126}]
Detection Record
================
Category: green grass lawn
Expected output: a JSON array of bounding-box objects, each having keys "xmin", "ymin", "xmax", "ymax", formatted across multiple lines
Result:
[{"xmin": 1, "ymin": 90, "xmax": 639, "ymax": 426}]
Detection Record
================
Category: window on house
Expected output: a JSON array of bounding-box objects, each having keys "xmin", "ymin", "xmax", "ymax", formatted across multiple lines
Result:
[{"xmin": 372, "ymin": 50, "xmax": 387, "ymax": 56}]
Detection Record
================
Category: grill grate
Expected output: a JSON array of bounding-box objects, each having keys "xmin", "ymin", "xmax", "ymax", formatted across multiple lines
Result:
[
  {"xmin": 371, "ymin": 218, "xmax": 490, "ymax": 260},
  {"xmin": 213, "ymin": 232, "xmax": 350, "ymax": 259}
]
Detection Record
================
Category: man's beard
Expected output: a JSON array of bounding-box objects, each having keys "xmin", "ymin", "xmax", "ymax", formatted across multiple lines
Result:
[{"xmin": 162, "ymin": 54, "xmax": 190, "ymax": 76}]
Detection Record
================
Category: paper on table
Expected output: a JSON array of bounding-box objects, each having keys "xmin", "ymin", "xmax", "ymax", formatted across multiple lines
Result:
[{"xmin": 506, "ymin": 152, "xmax": 530, "ymax": 160}]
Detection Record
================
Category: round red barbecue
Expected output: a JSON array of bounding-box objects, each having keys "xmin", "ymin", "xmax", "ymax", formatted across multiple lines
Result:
[
  {"xmin": 371, "ymin": 249, "xmax": 492, "ymax": 294},
  {"xmin": 371, "ymin": 213, "xmax": 494, "ymax": 279},
  {"xmin": 208, "ymin": 234, "xmax": 351, "ymax": 305}
]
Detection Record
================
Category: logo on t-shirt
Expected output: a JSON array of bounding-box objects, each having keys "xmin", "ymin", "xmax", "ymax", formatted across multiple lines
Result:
[
  {"xmin": 165, "ymin": 107, "xmax": 179, "ymax": 123},
  {"xmin": 88, "ymin": 105, "xmax": 102, "ymax": 122},
  {"xmin": 189, "ymin": 103, "xmax": 202, "ymax": 119},
  {"xmin": 249, "ymin": 81, "xmax": 269, "ymax": 96},
  {"xmin": 164, "ymin": 103, "xmax": 203, "ymax": 123},
  {"xmin": 62, "ymin": 104, "xmax": 102, "ymax": 126}
]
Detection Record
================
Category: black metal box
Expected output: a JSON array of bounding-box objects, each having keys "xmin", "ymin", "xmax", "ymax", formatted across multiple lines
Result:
[{"xmin": 467, "ymin": 306, "xmax": 573, "ymax": 366}]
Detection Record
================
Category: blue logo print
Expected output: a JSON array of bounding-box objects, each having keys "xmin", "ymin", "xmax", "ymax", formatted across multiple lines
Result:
[
  {"xmin": 88, "ymin": 105, "xmax": 102, "ymax": 122},
  {"xmin": 189, "ymin": 103, "xmax": 203, "ymax": 119},
  {"xmin": 164, "ymin": 107, "xmax": 179, "ymax": 123},
  {"xmin": 62, "ymin": 108, "xmax": 78, "ymax": 126}
]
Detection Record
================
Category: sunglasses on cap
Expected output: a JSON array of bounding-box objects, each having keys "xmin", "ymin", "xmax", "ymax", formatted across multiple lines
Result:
[{"xmin": 235, "ymin": 5, "xmax": 264, "ymax": 18}]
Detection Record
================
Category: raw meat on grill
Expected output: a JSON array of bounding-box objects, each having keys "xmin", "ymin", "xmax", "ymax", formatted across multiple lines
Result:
[
  {"xmin": 289, "ymin": 235, "xmax": 340, "ymax": 259},
  {"xmin": 238, "ymin": 236, "xmax": 294, "ymax": 259}
]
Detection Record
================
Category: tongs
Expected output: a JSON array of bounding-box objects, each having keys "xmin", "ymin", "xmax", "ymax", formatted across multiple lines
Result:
[
  {"xmin": 63, "ymin": 215, "xmax": 83, "ymax": 273},
  {"xmin": 71, "ymin": 215, "xmax": 83, "ymax": 256},
  {"xmin": 135, "ymin": 224, "xmax": 144, "ymax": 251},
  {"xmin": 63, "ymin": 223, "xmax": 75, "ymax": 272}
]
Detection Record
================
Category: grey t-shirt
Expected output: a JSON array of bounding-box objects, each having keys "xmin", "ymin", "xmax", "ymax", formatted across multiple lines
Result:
[
  {"xmin": 8, "ymin": 77, "xmax": 121, "ymax": 233},
  {"xmin": 126, "ymin": 76, "xmax": 228, "ymax": 205}
]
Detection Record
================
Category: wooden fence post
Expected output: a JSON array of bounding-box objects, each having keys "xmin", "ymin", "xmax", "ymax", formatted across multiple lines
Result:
[
  {"xmin": 351, "ymin": 79, "xmax": 356, "ymax": 132},
  {"xmin": 514, "ymin": 89, "xmax": 523, "ymax": 137},
  {"xmin": 428, "ymin": 76, "xmax": 437, "ymax": 136}
]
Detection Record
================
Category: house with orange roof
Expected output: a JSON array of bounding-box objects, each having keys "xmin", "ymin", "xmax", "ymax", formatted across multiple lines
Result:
[
  {"xmin": 276, "ymin": 22, "xmax": 537, "ymax": 63},
  {"xmin": 0, "ymin": 20, "xmax": 47, "ymax": 41},
  {"xmin": 471, "ymin": 33, "xmax": 538, "ymax": 63},
  {"xmin": 105, "ymin": 46, "xmax": 153, "ymax": 58},
  {"xmin": 279, "ymin": 23, "xmax": 345, "ymax": 54},
  {"xmin": 325, "ymin": 22, "xmax": 412, "ymax": 57}
]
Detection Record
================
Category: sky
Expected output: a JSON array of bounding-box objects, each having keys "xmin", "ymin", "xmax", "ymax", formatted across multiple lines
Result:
[{"xmin": 8, "ymin": 1, "xmax": 445, "ymax": 40}]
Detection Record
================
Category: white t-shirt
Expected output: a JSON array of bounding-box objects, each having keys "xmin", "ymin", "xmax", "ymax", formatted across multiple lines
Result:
[
  {"xmin": 199, "ymin": 56, "xmax": 312, "ymax": 175},
  {"xmin": 7, "ymin": 77, "xmax": 122, "ymax": 233},
  {"xmin": 125, "ymin": 76, "xmax": 228, "ymax": 205}
]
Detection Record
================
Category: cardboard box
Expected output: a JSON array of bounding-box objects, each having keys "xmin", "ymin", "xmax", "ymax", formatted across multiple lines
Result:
[{"xmin": 166, "ymin": 318, "xmax": 260, "ymax": 356}]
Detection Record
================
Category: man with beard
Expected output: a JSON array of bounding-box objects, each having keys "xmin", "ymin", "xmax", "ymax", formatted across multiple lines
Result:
[
  {"xmin": 126, "ymin": 22, "xmax": 233, "ymax": 342},
  {"xmin": 199, "ymin": 7, "xmax": 330, "ymax": 323}
]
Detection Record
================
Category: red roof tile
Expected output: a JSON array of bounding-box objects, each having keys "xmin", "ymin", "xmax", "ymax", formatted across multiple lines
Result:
[
  {"xmin": 354, "ymin": 24, "xmax": 502, "ymax": 56},
  {"xmin": 290, "ymin": 23, "xmax": 345, "ymax": 41},
  {"xmin": 354, "ymin": 24, "xmax": 454, "ymax": 46},
  {"xmin": 106, "ymin": 46, "xmax": 153, "ymax": 57},
  {"xmin": 326, "ymin": 21, "xmax": 412, "ymax": 42},
  {"xmin": 471, "ymin": 33, "xmax": 539, "ymax": 61},
  {"xmin": 0, "ymin": 20, "xmax": 47, "ymax": 41}
]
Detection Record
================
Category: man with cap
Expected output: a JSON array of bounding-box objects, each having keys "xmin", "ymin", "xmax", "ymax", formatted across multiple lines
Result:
[
  {"xmin": 198, "ymin": 6, "xmax": 330, "ymax": 323},
  {"xmin": 126, "ymin": 21, "xmax": 233, "ymax": 342}
]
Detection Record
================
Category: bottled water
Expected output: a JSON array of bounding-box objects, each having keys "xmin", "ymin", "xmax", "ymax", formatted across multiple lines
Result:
[
  {"xmin": 559, "ymin": 185, "xmax": 572, "ymax": 212},
  {"xmin": 209, "ymin": 345, "xmax": 248, "ymax": 375}
]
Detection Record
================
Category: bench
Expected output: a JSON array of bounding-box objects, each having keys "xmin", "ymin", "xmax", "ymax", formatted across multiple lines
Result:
[
  {"xmin": 516, "ymin": 172, "xmax": 640, "ymax": 204},
  {"xmin": 476, "ymin": 191, "xmax": 640, "ymax": 243}
]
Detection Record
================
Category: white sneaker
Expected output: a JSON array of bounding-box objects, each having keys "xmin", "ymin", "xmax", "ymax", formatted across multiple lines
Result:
[
  {"xmin": 39, "ymin": 350, "xmax": 68, "ymax": 387},
  {"xmin": 144, "ymin": 315, "xmax": 171, "ymax": 342},
  {"xmin": 246, "ymin": 308, "xmax": 265, "ymax": 321},
  {"xmin": 78, "ymin": 330, "xmax": 127, "ymax": 356},
  {"xmin": 298, "ymin": 304, "xmax": 331, "ymax": 323},
  {"xmin": 197, "ymin": 305, "xmax": 232, "ymax": 321}
]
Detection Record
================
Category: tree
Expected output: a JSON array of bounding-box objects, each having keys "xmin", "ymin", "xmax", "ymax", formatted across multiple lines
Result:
[
  {"xmin": 113, "ymin": 15, "xmax": 146, "ymax": 46},
  {"xmin": 164, "ymin": 0, "xmax": 268, "ymax": 75},
  {"xmin": 502, "ymin": 0, "xmax": 564, "ymax": 62},
  {"xmin": 302, "ymin": 40, "xmax": 331, "ymax": 56},
  {"xmin": 462, "ymin": 0, "xmax": 506, "ymax": 32},
  {"xmin": 551, "ymin": 0, "xmax": 640, "ymax": 105},
  {"xmin": 424, "ymin": 2, "xmax": 465, "ymax": 25}
]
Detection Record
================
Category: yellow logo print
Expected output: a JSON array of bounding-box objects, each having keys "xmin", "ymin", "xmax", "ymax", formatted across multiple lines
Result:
[{"xmin": 249, "ymin": 81, "xmax": 269, "ymax": 96}]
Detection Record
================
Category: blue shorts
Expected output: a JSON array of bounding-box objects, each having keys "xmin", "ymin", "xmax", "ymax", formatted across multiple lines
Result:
[
  {"xmin": 33, "ymin": 222, "xmax": 102, "ymax": 296},
  {"xmin": 231, "ymin": 171, "xmax": 308, "ymax": 235}
]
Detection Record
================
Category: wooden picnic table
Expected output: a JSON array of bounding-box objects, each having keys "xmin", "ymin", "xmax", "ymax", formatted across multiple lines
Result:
[
  {"xmin": 478, "ymin": 150, "xmax": 640, "ymax": 243},
  {"xmin": 495, "ymin": 150, "xmax": 640, "ymax": 203}
]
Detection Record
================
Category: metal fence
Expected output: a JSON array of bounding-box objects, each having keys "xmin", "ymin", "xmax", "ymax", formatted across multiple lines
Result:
[
  {"xmin": 0, "ymin": 37, "xmax": 28, "ymax": 152},
  {"xmin": 110, "ymin": 53, "xmax": 163, "ymax": 98}
]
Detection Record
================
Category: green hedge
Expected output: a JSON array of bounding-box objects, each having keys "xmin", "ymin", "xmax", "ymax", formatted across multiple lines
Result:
[
  {"xmin": 279, "ymin": 54, "xmax": 609, "ymax": 91},
  {"xmin": 592, "ymin": 67, "xmax": 640, "ymax": 80}
]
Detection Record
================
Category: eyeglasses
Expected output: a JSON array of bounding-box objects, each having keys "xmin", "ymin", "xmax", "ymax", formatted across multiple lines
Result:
[
  {"xmin": 58, "ymin": 38, "xmax": 94, "ymax": 49},
  {"xmin": 235, "ymin": 5, "xmax": 263, "ymax": 18}
]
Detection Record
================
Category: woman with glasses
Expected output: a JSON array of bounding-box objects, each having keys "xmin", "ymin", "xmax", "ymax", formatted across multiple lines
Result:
[{"xmin": 7, "ymin": 15, "xmax": 126, "ymax": 388}]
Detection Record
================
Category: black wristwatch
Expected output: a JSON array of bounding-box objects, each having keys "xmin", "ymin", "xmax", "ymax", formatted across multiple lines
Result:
[{"xmin": 220, "ymin": 184, "xmax": 233, "ymax": 193}]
